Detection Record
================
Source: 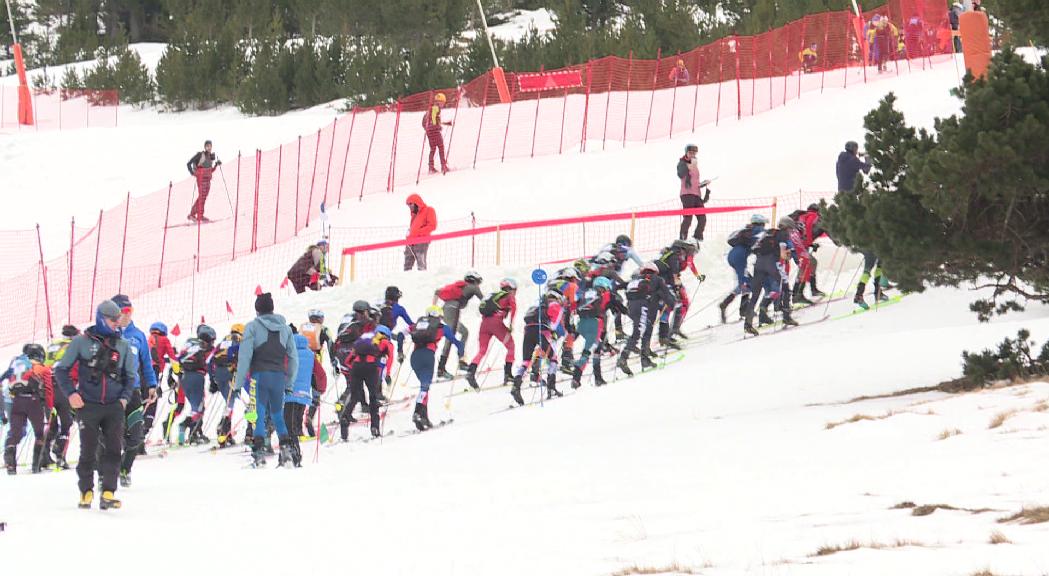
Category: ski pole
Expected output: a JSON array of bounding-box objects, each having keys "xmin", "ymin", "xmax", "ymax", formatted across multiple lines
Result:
[
  {"xmin": 822, "ymin": 251, "xmax": 860, "ymax": 319},
  {"xmin": 217, "ymin": 165, "xmax": 236, "ymax": 217}
]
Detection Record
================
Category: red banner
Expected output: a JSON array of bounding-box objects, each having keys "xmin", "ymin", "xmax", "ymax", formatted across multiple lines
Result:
[{"xmin": 517, "ymin": 70, "xmax": 584, "ymax": 93}]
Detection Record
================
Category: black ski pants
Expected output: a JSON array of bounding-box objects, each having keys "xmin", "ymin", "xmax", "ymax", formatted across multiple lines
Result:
[
  {"xmin": 625, "ymin": 300, "xmax": 656, "ymax": 354},
  {"xmin": 119, "ymin": 389, "xmax": 145, "ymax": 474},
  {"xmin": 76, "ymin": 402, "xmax": 125, "ymax": 493},
  {"xmin": 679, "ymin": 195, "xmax": 707, "ymax": 241}
]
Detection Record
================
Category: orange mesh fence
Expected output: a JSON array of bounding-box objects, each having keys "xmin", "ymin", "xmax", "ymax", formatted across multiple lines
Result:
[{"xmin": 0, "ymin": 87, "xmax": 119, "ymax": 131}]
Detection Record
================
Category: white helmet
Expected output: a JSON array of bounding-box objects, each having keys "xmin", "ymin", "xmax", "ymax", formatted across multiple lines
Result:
[{"xmin": 500, "ymin": 278, "xmax": 518, "ymax": 290}]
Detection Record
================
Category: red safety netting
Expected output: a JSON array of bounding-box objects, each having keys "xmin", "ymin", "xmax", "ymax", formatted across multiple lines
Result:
[
  {"xmin": 0, "ymin": 86, "xmax": 119, "ymax": 131},
  {"xmin": 0, "ymin": 0, "xmax": 954, "ymax": 346}
]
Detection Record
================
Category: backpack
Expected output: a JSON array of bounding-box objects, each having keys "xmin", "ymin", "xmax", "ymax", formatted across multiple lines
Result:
[
  {"xmin": 437, "ymin": 281, "xmax": 467, "ymax": 303},
  {"xmin": 213, "ymin": 334, "xmax": 239, "ymax": 368},
  {"xmin": 45, "ymin": 338, "xmax": 72, "ymax": 367},
  {"xmin": 379, "ymin": 303, "xmax": 395, "ymax": 329},
  {"xmin": 178, "ymin": 338, "xmax": 209, "ymax": 373},
  {"xmin": 351, "ymin": 333, "xmax": 382, "ymax": 362},
  {"xmin": 626, "ymin": 276, "xmax": 653, "ymax": 299},
  {"xmin": 577, "ymin": 288, "xmax": 604, "ymax": 318},
  {"xmin": 727, "ymin": 226, "xmax": 752, "ymax": 248},
  {"xmin": 7, "ymin": 355, "xmax": 39, "ymax": 396},
  {"xmin": 478, "ymin": 290, "xmax": 508, "ymax": 317},
  {"xmin": 148, "ymin": 334, "xmax": 161, "ymax": 366},
  {"xmin": 411, "ymin": 317, "xmax": 442, "ymax": 346},
  {"xmin": 753, "ymin": 230, "xmax": 781, "ymax": 256},
  {"xmin": 299, "ymin": 322, "xmax": 323, "ymax": 352}
]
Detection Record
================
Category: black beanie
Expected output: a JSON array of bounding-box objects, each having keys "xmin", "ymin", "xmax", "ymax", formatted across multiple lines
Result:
[{"xmin": 255, "ymin": 292, "xmax": 274, "ymax": 315}]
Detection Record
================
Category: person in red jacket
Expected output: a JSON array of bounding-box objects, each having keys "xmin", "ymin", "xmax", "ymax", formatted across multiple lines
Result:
[
  {"xmin": 144, "ymin": 322, "xmax": 178, "ymax": 443},
  {"xmin": 423, "ymin": 93, "xmax": 453, "ymax": 174},
  {"xmin": 795, "ymin": 204, "xmax": 828, "ymax": 300},
  {"xmin": 404, "ymin": 194, "xmax": 437, "ymax": 271},
  {"xmin": 3, "ymin": 344, "xmax": 54, "ymax": 474}
]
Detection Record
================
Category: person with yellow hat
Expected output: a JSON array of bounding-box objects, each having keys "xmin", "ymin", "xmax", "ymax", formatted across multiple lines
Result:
[
  {"xmin": 423, "ymin": 92, "xmax": 453, "ymax": 174},
  {"xmin": 667, "ymin": 58, "xmax": 690, "ymax": 86},
  {"xmin": 212, "ymin": 323, "xmax": 244, "ymax": 448}
]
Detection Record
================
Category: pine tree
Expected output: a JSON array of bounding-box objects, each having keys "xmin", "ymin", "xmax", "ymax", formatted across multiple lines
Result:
[{"xmin": 984, "ymin": 0, "xmax": 1049, "ymax": 47}]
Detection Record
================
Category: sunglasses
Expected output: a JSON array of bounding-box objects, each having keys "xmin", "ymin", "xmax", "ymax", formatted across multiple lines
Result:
[{"xmin": 120, "ymin": 306, "xmax": 133, "ymax": 315}]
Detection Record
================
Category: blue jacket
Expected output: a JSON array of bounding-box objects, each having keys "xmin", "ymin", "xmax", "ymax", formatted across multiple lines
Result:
[
  {"xmin": 54, "ymin": 309, "xmax": 138, "ymax": 405},
  {"xmin": 286, "ymin": 335, "xmax": 315, "ymax": 407},
  {"xmin": 122, "ymin": 321, "xmax": 158, "ymax": 390},
  {"xmin": 836, "ymin": 151, "xmax": 872, "ymax": 192},
  {"xmin": 388, "ymin": 302, "xmax": 413, "ymax": 328}
]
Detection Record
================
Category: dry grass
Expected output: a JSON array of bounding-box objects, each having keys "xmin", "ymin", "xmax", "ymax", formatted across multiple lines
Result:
[
  {"xmin": 988, "ymin": 530, "xmax": 1011, "ymax": 545},
  {"xmin": 825, "ymin": 411, "xmax": 895, "ymax": 430},
  {"xmin": 989, "ymin": 409, "xmax": 1018, "ymax": 429},
  {"xmin": 998, "ymin": 506, "xmax": 1049, "ymax": 525},
  {"xmin": 891, "ymin": 501, "xmax": 993, "ymax": 516},
  {"xmin": 1032, "ymin": 399, "xmax": 1049, "ymax": 413},
  {"xmin": 810, "ymin": 539, "xmax": 924, "ymax": 557},
  {"xmin": 610, "ymin": 562, "xmax": 705, "ymax": 575},
  {"xmin": 938, "ymin": 428, "xmax": 963, "ymax": 440},
  {"xmin": 970, "ymin": 571, "xmax": 998, "ymax": 576}
]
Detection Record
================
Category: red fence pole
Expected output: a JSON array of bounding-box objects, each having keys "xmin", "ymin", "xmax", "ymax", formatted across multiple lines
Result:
[
  {"xmin": 35, "ymin": 224, "xmax": 54, "ymax": 340},
  {"xmin": 768, "ymin": 35, "xmax": 774, "ymax": 110},
  {"xmin": 716, "ymin": 40, "xmax": 724, "ymax": 125},
  {"xmin": 89, "ymin": 210, "xmax": 101, "ymax": 319},
  {"xmin": 844, "ymin": 17, "xmax": 851, "ymax": 89},
  {"xmin": 669, "ymin": 53, "xmax": 679, "ymax": 137},
  {"xmin": 750, "ymin": 39, "xmax": 757, "ymax": 116},
  {"xmin": 338, "ymin": 108, "xmax": 358, "ymax": 206},
  {"xmin": 643, "ymin": 48, "xmax": 662, "ymax": 143},
  {"xmin": 306, "ymin": 129, "xmax": 321, "ymax": 225},
  {"xmin": 67, "ymin": 217, "xmax": 74, "ymax": 323},
  {"xmin": 158, "ymin": 182, "xmax": 172, "ymax": 288},
  {"xmin": 195, "ymin": 203, "xmax": 202, "ymax": 273},
  {"xmin": 821, "ymin": 12, "xmax": 831, "ymax": 93},
  {"xmin": 446, "ymin": 89, "xmax": 463, "ymax": 165},
  {"xmin": 387, "ymin": 103, "xmax": 401, "ymax": 193},
  {"xmin": 500, "ymin": 96, "xmax": 514, "ymax": 162},
  {"xmin": 417, "ymin": 93, "xmax": 435, "ymax": 183},
  {"xmin": 295, "ymin": 138, "xmax": 301, "ymax": 232},
  {"xmin": 473, "ymin": 75, "xmax": 491, "ymax": 169},
  {"xmin": 360, "ymin": 109, "xmax": 378, "ymax": 201},
  {"xmin": 558, "ymin": 88, "xmax": 568, "ymax": 154},
  {"xmin": 321, "ymin": 116, "xmax": 338, "ymax": 207},
  {"xmin": 252, "ymin": 149, "xmax": 261, "ymax": 253},
  {"xmin": 273, "ymin": 144, "xmax": 283, "ymax": 245},
  {"xmin": 622, "ymin": 51, "xmax": 633, "ymax": 147},
  {"xmin": 691, "ymin": 49, "xmax": 701, "ymax": 131},
  {"xmin": 797, "ymin": 19, "xmax": 806, "ymax": 101},
  {"xmin": 580, "ymin": 62, "xmax": 592, "ymax": 153},
  {"xmin": 735, "ymin": 36, "xmax": 742, "ymax": 119},
  {"xmin": 529, "ymin": 82, "xmax": 542, "ymax": 157},
  {"xmin": 233, "ymin": 151, "xmax": 242, "ymax": 259},
  {"xmin": 117, "ymin": 191, "xmax": 130, "ymax": 292}
]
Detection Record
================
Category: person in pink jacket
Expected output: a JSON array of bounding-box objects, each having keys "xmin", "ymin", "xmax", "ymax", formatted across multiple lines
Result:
[{"xmin": 676, "ymin": 144, "xmax": 711, "ymax": 241}]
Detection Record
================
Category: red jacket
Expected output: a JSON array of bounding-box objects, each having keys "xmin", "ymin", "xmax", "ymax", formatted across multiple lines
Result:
[
  {"xmin": 148, "ymin": 332, "xmax": 178, "ymax": 372},
  {"xmin": 797, "ymin": 210, "xmax": 824, "ymax": 248},
  {"xmin": 311, "ymin": 357, "xmax": 328, "ymax": 394},
  {"xmin": 406, "ymin": 194, "xmax": 437, "ymax": 239}
]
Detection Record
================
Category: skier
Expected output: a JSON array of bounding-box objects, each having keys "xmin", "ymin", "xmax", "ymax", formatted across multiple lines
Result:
[
  {"xmin": 54, "ymin": 300, "xmax": 137, "ymax": 510},
  {"xmin": 718, "ymin": 214, "xmax": 768, "ymax": 323},
  {"xmin": 42, "ymin": 324, "xmax": 80, "ymax": 469},
  {"xmin": 433, "ymin": 271, "xmax": 484, "ymax": 380},
  {"xmin": 949, "ymin": 3, "xmax": 963, "ymax": 52},
  {"xmin": 572, "ymin": 276, "xmax": 625, "ymax": 389},
  {"xmin": 512, "ymin": 291, "xmax": 566, "ymax": 404},
  {"xmin": 342, "ymin": 325, "xmax": 395, "ymax": 439},
  {"xmin": 466, "ymin": 278, "xmax": 518, "ymax": 389},
  {"xmin": 872, "ymin": 17, "xmax": 899, "ymax": 72},
  {"xmin": 404, "ymin": 194, "xmax": 437, "ymax": 271},
  {"xmin": 334, "ymin": 300, "xmax": 378, "ymax": 424},
  {"xmin": 798, "ymin": 43, "xmax": 819, "ymax": 73},
  {"xmin": 186, "ymin": 140, "xmax": 222, "ymax": 222},
  {"xmin": 3, "ymin": 344, "xmax": 53, "ymax": 474},
  {"xmin": 677, "ymin": 144, "xmax": 711, "ymax": 241},
  {"xmin": 618, "ymin": 263, "xmax": 675, "ymax": 375},
  {"xmin": 600, "ymin": 235, "xmax": 643, "ymax": 274},
  {"xmin": 143, "ymin": 322, "xmax": 178, "ymax": 443},
  {"xmin": 409, "ymin": 306, "xmax": 464, "ymax": 430},
  {"xmin": 298, "ymin": 310, "xmax": 336, "ymax": 437},
  {"xmin": 653, "ymin": 239, "xmax": 695, "ymax": 349},
  {"xmin": 287, "ymin": 239, "xmax": 332, "ymax": 294},
  {"xmin": 668, "ymin": 59, "xmax": 690, "ymax": 86},
  {"xmin": 795, "ymin": 204, "xmax": 828, "ymax": 302},
  {"xmin": 904, "ymin": 15, "xmax": 926, "ymax": 59},
  {"xmin": 743, "ymin": 217, "xmax": 798, "ymax": 336},
  {"xmin": 547, "ymin": 268, "xmax": 581, "ymax": 372},
  {"xmin": 234, "ymin": 292, "xmax": 297, "ymax": 467},
  {"xmin": 284, "ymin": 332, "xmax": 320, "ymax": 466},
  {"xmin": 378, "ymin": 287, "xmax": 414, "ymax": 364},
  {"xmin": 174, "ymin": 324, "xmax": 216, "ymax": 447},
  {"xmin": 211, "ymin": 323, "xmax": 242, "ymax": 447},
  {"xmin": 837, "ymin": 142, "xmax": 887, "ymax": 309},
  {"xmin": 110, "ymin": 294, "xmax": 157, "ymax": 487},
  {"xmin": 423, "ymin": 92, "xmax": 453, "ymax": 174}
]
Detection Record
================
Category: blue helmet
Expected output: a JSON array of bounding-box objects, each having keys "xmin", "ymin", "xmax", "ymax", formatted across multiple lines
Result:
[
  {"xmin": 375, "ymin": 325, "xmax": 392, "ymax": 339},
  {"xmin": 149, "ymin": 322, "xmax": 168, "ymax": 335},
  {"xmin": 593, "ymin": 276, "xmax": 613, "ymax": 291}
]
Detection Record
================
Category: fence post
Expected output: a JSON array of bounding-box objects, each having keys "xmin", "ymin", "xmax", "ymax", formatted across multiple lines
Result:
[
  {"xmin": 338, "ymin": 107, "xmax": 359, "ymax": 206},
  {"xmin": 35, "ymin": 224, "xmax": 54, "ymax": 340},
  {"xmin": 306, "ymin": 129, "xmax": 321, "ymax": 225},
  {"xmin": 117, "ymin": 191, "xmax": 130, "ymax": 292},
  {"xmin": 751, "ymin": 39, "xmax": 757, "ymax": 116},
  {"xmin": 473, "ymin": 74, "xmax": 491, "ymax": 169},
  {"xmin": 843, "ymin": 15, "xmax": 851, "ymax": 89},
  {"xmin": 580, "ymin": 62, "xmax": 592, "ymax": 153},
  {"xmin": 252, "ymin": 149, "xmax": 261, "ymax": 253},
  {"xmin": 668, "ymin": 53, "xmax": 679, "ymax": 137},
  {"xmin": 233, "ymin": 151, "xmax": 242, "ymax": 259},
  {"xmin": 771, "ymin": 196, "xmax": 778, "ymax": 224},
  {"xmin": 360, "ymin": 110, "xmax": 378, "ymax": 201},
  {"xmin": 821, "ymin": 12, "xmax": 831, "ymax": 94},
  {"xmin": 351, "ymin": 253, "xmax": 357, "ymax": 282},
  {"xmin": 734, "ymin": 35, "xmax": 742, "ymax": 119},
  {"xmin": 417, "ymin": 93, "xmax": 435, "ymax": 183},
  {"xmin": 158, "ymin": 182, "xmax": 172, "ymax": 288},
  {"xmin": 558, "ymin": 88, "xmax": 568, "ymax": 155},
  {"xmin": 273, "ymin": 144, "xmax": 283, "ymax": 245},
  {"xmin": 500, "ymin": 94, "xmax": 514, "ymax": 162},
  {"xmin": 495, "ymin": 225, "xmax": 502, "ymax": 266},
  {"xmin": 387, "ymin": 102, "xmax": 400, "ymax": 194},
  {"xmin": 602, "ymin": 59, "xmax": 613, "ymax": 150},
  {"xmin": 67, "ymin": 217, "xmax": 74, "ymax": 323},
  {"xmin": 691, "ymin": 49, "xmax": 701, "ymax": 132},
  {"xmin": 716, "ymin": 40, "xmax": 724, "ymax": 125},
  {"xmin": 622, "ymin": 50, "xmax": 633, "ymax": 147},
  {"xmin": 446, "ymin": 89, "xmax": 463, "ymax": 166},
  {"xmin": 471, "ymin": 212, "xmax": 476, "ymax": 267},
  {"xmin": 629, "ymin": 213, "xmax": 637, "ymax": 245},
  {"xmin": 321, "ymin": 117, "xmax": 338, "ymax": 207},
  {"xmin": 529, "ymin": 76, "xmax": 542, "ymax": 157},
  {"xmin": 89, "ymin": 210, "xmax": 101, "ymax": 320},
  {"xmin": 295, "ymin": 137, "xmax": 301, "ymax": 233}
]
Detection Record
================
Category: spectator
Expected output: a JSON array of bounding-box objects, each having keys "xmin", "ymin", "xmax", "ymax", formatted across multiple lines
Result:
[
  {"xmin": 667, "ymin": 59, "xmax": 690, "ymax": 86},
  {"xmin": 798, "ymin": 43, "xmax": 819, "ymax": 73},
  {"xmin": 836, "ymin": 140, "xmax": 872, "ymax": 193},
  {"xmin": 186, "ymin": 140, "xmax": 222, "ymax": 222},
  {"xmin": 950, "ymin": 2, "xmax": 963, "ymax": 52},
  {"xmin": 287, "ymin": 239, "xmax": 333, "ymax": 293},
  {"xmin": 676, "ymin": 144, "xmax": 710, "ymax": 242},
  {"xmin": 404, "ymin": 194, "xmax": 437, "ymax": 271},
  {"xmin": 423, "ymin": 93, "xmax": 453, "ymax": 175}
]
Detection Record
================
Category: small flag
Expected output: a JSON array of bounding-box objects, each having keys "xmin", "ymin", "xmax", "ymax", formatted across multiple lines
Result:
[
  {"xmin": 319, "ymin": 423, "xmax": 329, "ymax": 444},
  {"xmin": 254, "ymin": 285, "xmax": 263, "ymax": 296},
  {"xmin": 171, "ymin": 324, "xmax": 181, "ymax": 336},
  {"xmin": 309, "ymin": 272, "xmax": 319, "ymax": 284},
  {"xmin": 200, "ymin": 315, "xmax": 205, "ymax": 324},
  {"xmin": 226, "ymin": 301, "xmax": 233, "ymax": 314},
  {"xmin": 280, "ymin": 277, "xmax": 289, "ymax": 289}
]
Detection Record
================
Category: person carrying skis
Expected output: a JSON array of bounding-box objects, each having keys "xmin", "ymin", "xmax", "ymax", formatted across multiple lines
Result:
[
  {"xmin": 143, "ymin": 322, "xmax": 177, "ymax": 444},
  {"xmin": 287, "ymin": 239, "xmax": 332, "ymax": 294},
  {"xmin": 235, "ymin": 292, "xmax": 298, "ymax": 468},
  {"xmin": 378, "ymin": 287, "xmax": 414, "ymax": 364},
  {"xmin": 211, "ymin": 323, "xmax": 242, "ymax": 448},
  {"xmin": 677, "ymin": 144, "xmax": 711, "ymax": 241},
  {"xmin": 109, "ymin": 295, "xmax": 157, "ymax": 487},
  {"xmin": 42, "ymin": 324, "xmax": 80, "ymax": 469},
  {"xmin": 174, "ymin": 324, "xmax": 216, "ymax": 447},
  {"xmin": 404, "ymin": 194, "xmax": 437, "ymax": 271},
  {"xmin": 466, "ymin": 278, "xmax": 518, "ymax": 389},
  {"xmin": 512, "ymin": 291, "xmax": 566, "ymax": 404},
  {"xmin": 423, "ymin": 93, "xmax": 453, "ymax": 174},
  {"xmin": 284, "ymin": 331, "xmax": 320, "ymax": 466},
  {"xmin": 342, "ymin": 325, "xmax": 395, "ymax": 439},
  {"xmin": 618, "ymin": 263, "xmax": 675, "ymax": 375},
  {"xmin": 186, "ymin": 140, "xmax": 222, "ymax": 222},
  {"xmin": 54, "ymin": 300, "xmax": 137, "ymax": 510},
  {"xmin": 408, "ymin": 306, "xmax": 464, "ymax": 430},
  {"xmin": 434, "ymin": 271, "xmax": 484, "ymax": 380},
  {"xmin": 718, "ymin": 214, "xmax": 768, "ymax": 323},
  {"xmin": 3, "ymin": 344, "xmax": 53, "ymax": 474},
  {"xmin": 743, "ymin": 217, "xmax": 798, "ymax": 336}
]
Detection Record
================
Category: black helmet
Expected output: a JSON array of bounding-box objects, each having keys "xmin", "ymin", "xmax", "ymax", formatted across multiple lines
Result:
[
  {"xmin": 385, "ymin": 286, "xmax": 402, "ymax": 301},
  {"xmin": 807, "ymin": 203, "xmax": 820, "ymax": 212},
  {"xmin": 845, "ymin": 141, "xmax": 859, "ymax": 154},
  {"xmin": 671, "ymin": 239, "xmax": 694, "ymax": 253},
  {"xmin": 352, "ymin": 300, "xmax": 370, "ymax": 313},
  {"xmin": 23, "ymin": 343, "xmax": 45, "ymax": 363},
  {"xmin": 196, "ymin": 324, "xmax": 217, "ymax": 343},
  {"xmin": 615, "ymin": 234, "xmax": 632, "ymax": 247},
  {"xmin": 61, "ymin": 324, "xmax": 80, "ymax": 337}
]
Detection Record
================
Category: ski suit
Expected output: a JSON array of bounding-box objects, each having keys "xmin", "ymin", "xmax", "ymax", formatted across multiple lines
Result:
[
  {"xmin": 515, "ymin": 300, "xmax": 564, "ymax": 381},
  {"xmin": 745, "ymin": 228, "xmax": 794, "ymax": 325},
  {"xmin": 342, "ymin": 332, "xmax": 394, "ymax": 438},
  {"xmin": 187, "ymin": 150, "xmax": 220, "ymax": 221},
  {"xmin": 423, "ymin": 104, "xmax": 449, "ymax": 172},
  {"xmin": 437, "ymin": 280, "xmax": 483, "ymax": 368},
  {"xmin": 624, "ymin": 273, "xmax": 674, "ymax": 356},
  {"xmin": 472, "ymin": 290, "xmax": 516, "ymax": 365},
  {"xmin": 3, "ymin": 357, "xmax": 53, "ymax": 472}
]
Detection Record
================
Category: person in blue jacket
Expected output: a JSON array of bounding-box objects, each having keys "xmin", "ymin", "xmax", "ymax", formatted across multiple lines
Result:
[
  {"xmin": 717, "ymin": 214, "xmax": 768, "ymax": 323},
  {"xmin": 54, "ymin": 300, "xmax": 138, "ymax": 510},
  {"xmin": 379, "ymin": 286, "xmax": 415, "ymax": 364},
  {"xmin": 109, "ymin": 294, "xmax": 157, "ymax": 487},
  {"xmin": 284, "ymin": 332, "xmax": 315, "ymax": 467},
  {"xmin": 836, "ymin": 141, "xmax": 872, "ymax": 193}
]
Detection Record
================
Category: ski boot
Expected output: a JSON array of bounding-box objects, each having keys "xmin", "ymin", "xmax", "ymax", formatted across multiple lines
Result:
[
  {"xmin": 441, "ymin": 163, "xmax": 450, "ymax": 175},
  {"xmin": 659, "ymin": 338, "xmax": 682, "ymax": 351},
  {"xmin": 428, "ymin": 165, "xmax": 439, "ymax": 175},
  {"xmin": 78, "ymin": 490, "xmax": 94, "ymax": 509},
  {"xmin": 502, "ymin": 362, "xmax": 514, "ymax": 385},
  {"xmin": 639, "ymin": 349, "xmax": 656, "ymax": 370},
  {"xmin": 792, "ymin": 283, "xmax": 813, "ymax": 305},
  {"xmin": 571, "ymin": 366, "xmax": 583, "ymax": 390},
  {"xmin": 457, "ymin": 359, "xmax": 469, "ymax": 372},
  {"xmin": 119, "ymin": 470, "xmax": 132, "ymax": 488},
  {"xmin": 738, "ymin": 294, "xmax": 751, "ymax": 320},
  {"xmin": 412, "ymin": 403, "xmax": 432, "ymax": 431},
  {"xmin": 743, "ymin": 320, "xmax": 759, "ymax": 336},
  {"xmin": 616, "ymin": 355, "xmax": 634, "ymax": 377},
  {"xmin": 291, "ymin": 441, "xmax": 303, "ymax": 468},
  {"xmin": 190, "ymin": 421, "xmax": 210, "ymax": 445},
  {"xmin": 854, "ymin": 281, "xmax": 870, "ymax": 310},
  {"xmin": 546, "ymin": 374, "xmax": 563, "ymax": 398},
  {"xmin": 177, "ymin": 420, "xmax": 190, "ymax": 446},
  {"xmin": 251, "ymin": 437, "xmax": 267, "ymax": 468},
  {"xmin": 31, "ymin": 444, "xmax": 44, "ymax": 473},
  {"xmin": 593, "ymin": 362, "xmax": 608, "ymax": 387},
  {"xmin": 464, "ymin": 363, "xmax": 480, "ymax": 390},
  {"xmin": 809, "ymin": 275, "xmax": 824, "ymax": 298},
  {"xmin": 560, "ymin": 349, "xmax": 575, "ymax": 375},
  {"xmin": 53, "ymin": 437, "xmax": 70, "ymax": 469},
  {"xmin": 277, "ymin": 437, "xmax": 294, "ymax": 468},
  {"xmin": 718, "ymin": 293, "xmax": 736, "ymax": 324},
  {"xmin": 758, "ymin": 306, "xmax": 774, "ymax": 326},
  {"xmin": 672, "ymin": 327, "xmax": 689, "ymax": 340},
  {"xmin": 874, "ymin": 279, "xmax": 890, "ymax": 303},
  {"xmin": 100, "ymin": 491, "xmax": 122, "ymax": 510},
  {"xmin": 782, "ymin": 314, "xmax": 799, "ymax": 327},
  {"xmin": 370, "ymin": 424, "xmax": 381, "ymax": 439},
  {"xmin": 510, "ymin": 376, "xmax": 525, "ymax": 406},
  {"xmin": 436, "ymin": 353, "xmax": 453, "ymax": 380}
]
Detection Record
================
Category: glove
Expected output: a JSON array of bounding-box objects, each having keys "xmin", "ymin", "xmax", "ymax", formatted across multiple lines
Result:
[
  {"xmin": 171, "ymin": 361, "xmax": 181, "ymax": 376},
  {"xmin": 694, "ymin": 273, "xmax": 706, "ymax": 282},
  {"xmin": 397, "ymin": 352, "xmax": 404, "ymax": 364},
  {"xmin": 215, "ymin": 160, "xmax": 222, "ymax": 167},
  {"xmin": 385, "ymin": 374, "xmax": 392, "ymax": 386},
  {"xmin": 810, "ymin": 243, "xmax": 821, "ymax": 253},
  {"xmin": 209, "ymin": 381, "xmax": 219, "ymax": 394}
]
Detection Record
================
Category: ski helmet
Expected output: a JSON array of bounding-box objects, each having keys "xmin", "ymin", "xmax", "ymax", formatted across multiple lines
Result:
[
  {"xmin": 807, "ymin": 203, "xmax": 820, "ymax": 212},
  {"xmin": 685, "ymin": 143, "xmax": 698, "ymax": 153},
  {"xmin": 845, "ymin": 141, "xmax": 859, "ymax": 154},
  {"xmin": 230, "ymin": 323, "xmax": 245, "ymax": 335},
  {"xmin": 500, "ymin": 278, "xmax": 518, "ymax": 291},
  {"xmin": 375, "ymin": 325, "xmax": 392, "ymax": 339},
  {"xmin": 384, "ymin": 286, "xmax": 402, "ymax": 301},
  {"xmin": 615, "ymin": 234, "xmax": 632, "ymax": 247},
  {"xmin": 640, "ymin": 262, "xmax": 659, "ymax": 275},
  {"xmin": 352, "ymin": 300, "xmax": 370, "ymax": 314},
  {"xmin": 750, "ymin": 213, "xmax": 768, "ymax": 225},
  {"xmin": 464, "ymin": 270, "xmax": 483, "ymax": 283},
  {"xmin": 777, "ymin": 216, "xmax": 796, "ymax": 230},
  {"xmin": 671, "ymin": 239, "xmax": 693, "ymax": 253},
  {"xmin": 545, "ymin": 291, "xmax": 565, "ymax": 303},
  {"xmin": 688, "ymin": 239, "xmax": 702, "ymax": 253},
  {"xmin": 308, "ymin": 309, "xmax": 325, "ymax": 322},
  {"xmin": 593, "ymin": 276, "xmax": 613, "ymax": 291},
  {"xmin": 426, "ymin": 305, "xmax": 443, "ymax": 318},
  {"xmin": 149, "ymin": 322, "xmax": 168, "ymax": 335},
  {"xmin": 435, "ymin": 92, "xmax": 447, "ymax": 103},
  {"xmin": 22, "ymin": 343, "xmax": 45, "ymax": 363},
  {"xmin": 316, "ymin": 239, "xmax": 329, "ymax": 247},
  {"xmin": 196, "ymin": 324, "xmax": 217, "ymax": 343},
  {"xmin": 557, "ymin": 267, "xmax": 579, "ymax": 281},
  {"xmin": 593, "ymin": 251, "xmax": 614, "ymax": 265},
  {"xmin": 573, "ymin": 258, "xmax": 591, "ymax": 276}
]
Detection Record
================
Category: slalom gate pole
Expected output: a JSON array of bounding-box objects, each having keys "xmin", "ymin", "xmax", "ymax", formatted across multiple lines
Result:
[
  {"xmin": 218, "ymin": 165, "xmax": 236, "ymax": 217},
  {"xmin": 379, "ymin": 364, "xmax": 413, "ymax": 443},
  {"xmin": 822, "ymin": 250, "xmax": 859, "ymax": 319}
]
